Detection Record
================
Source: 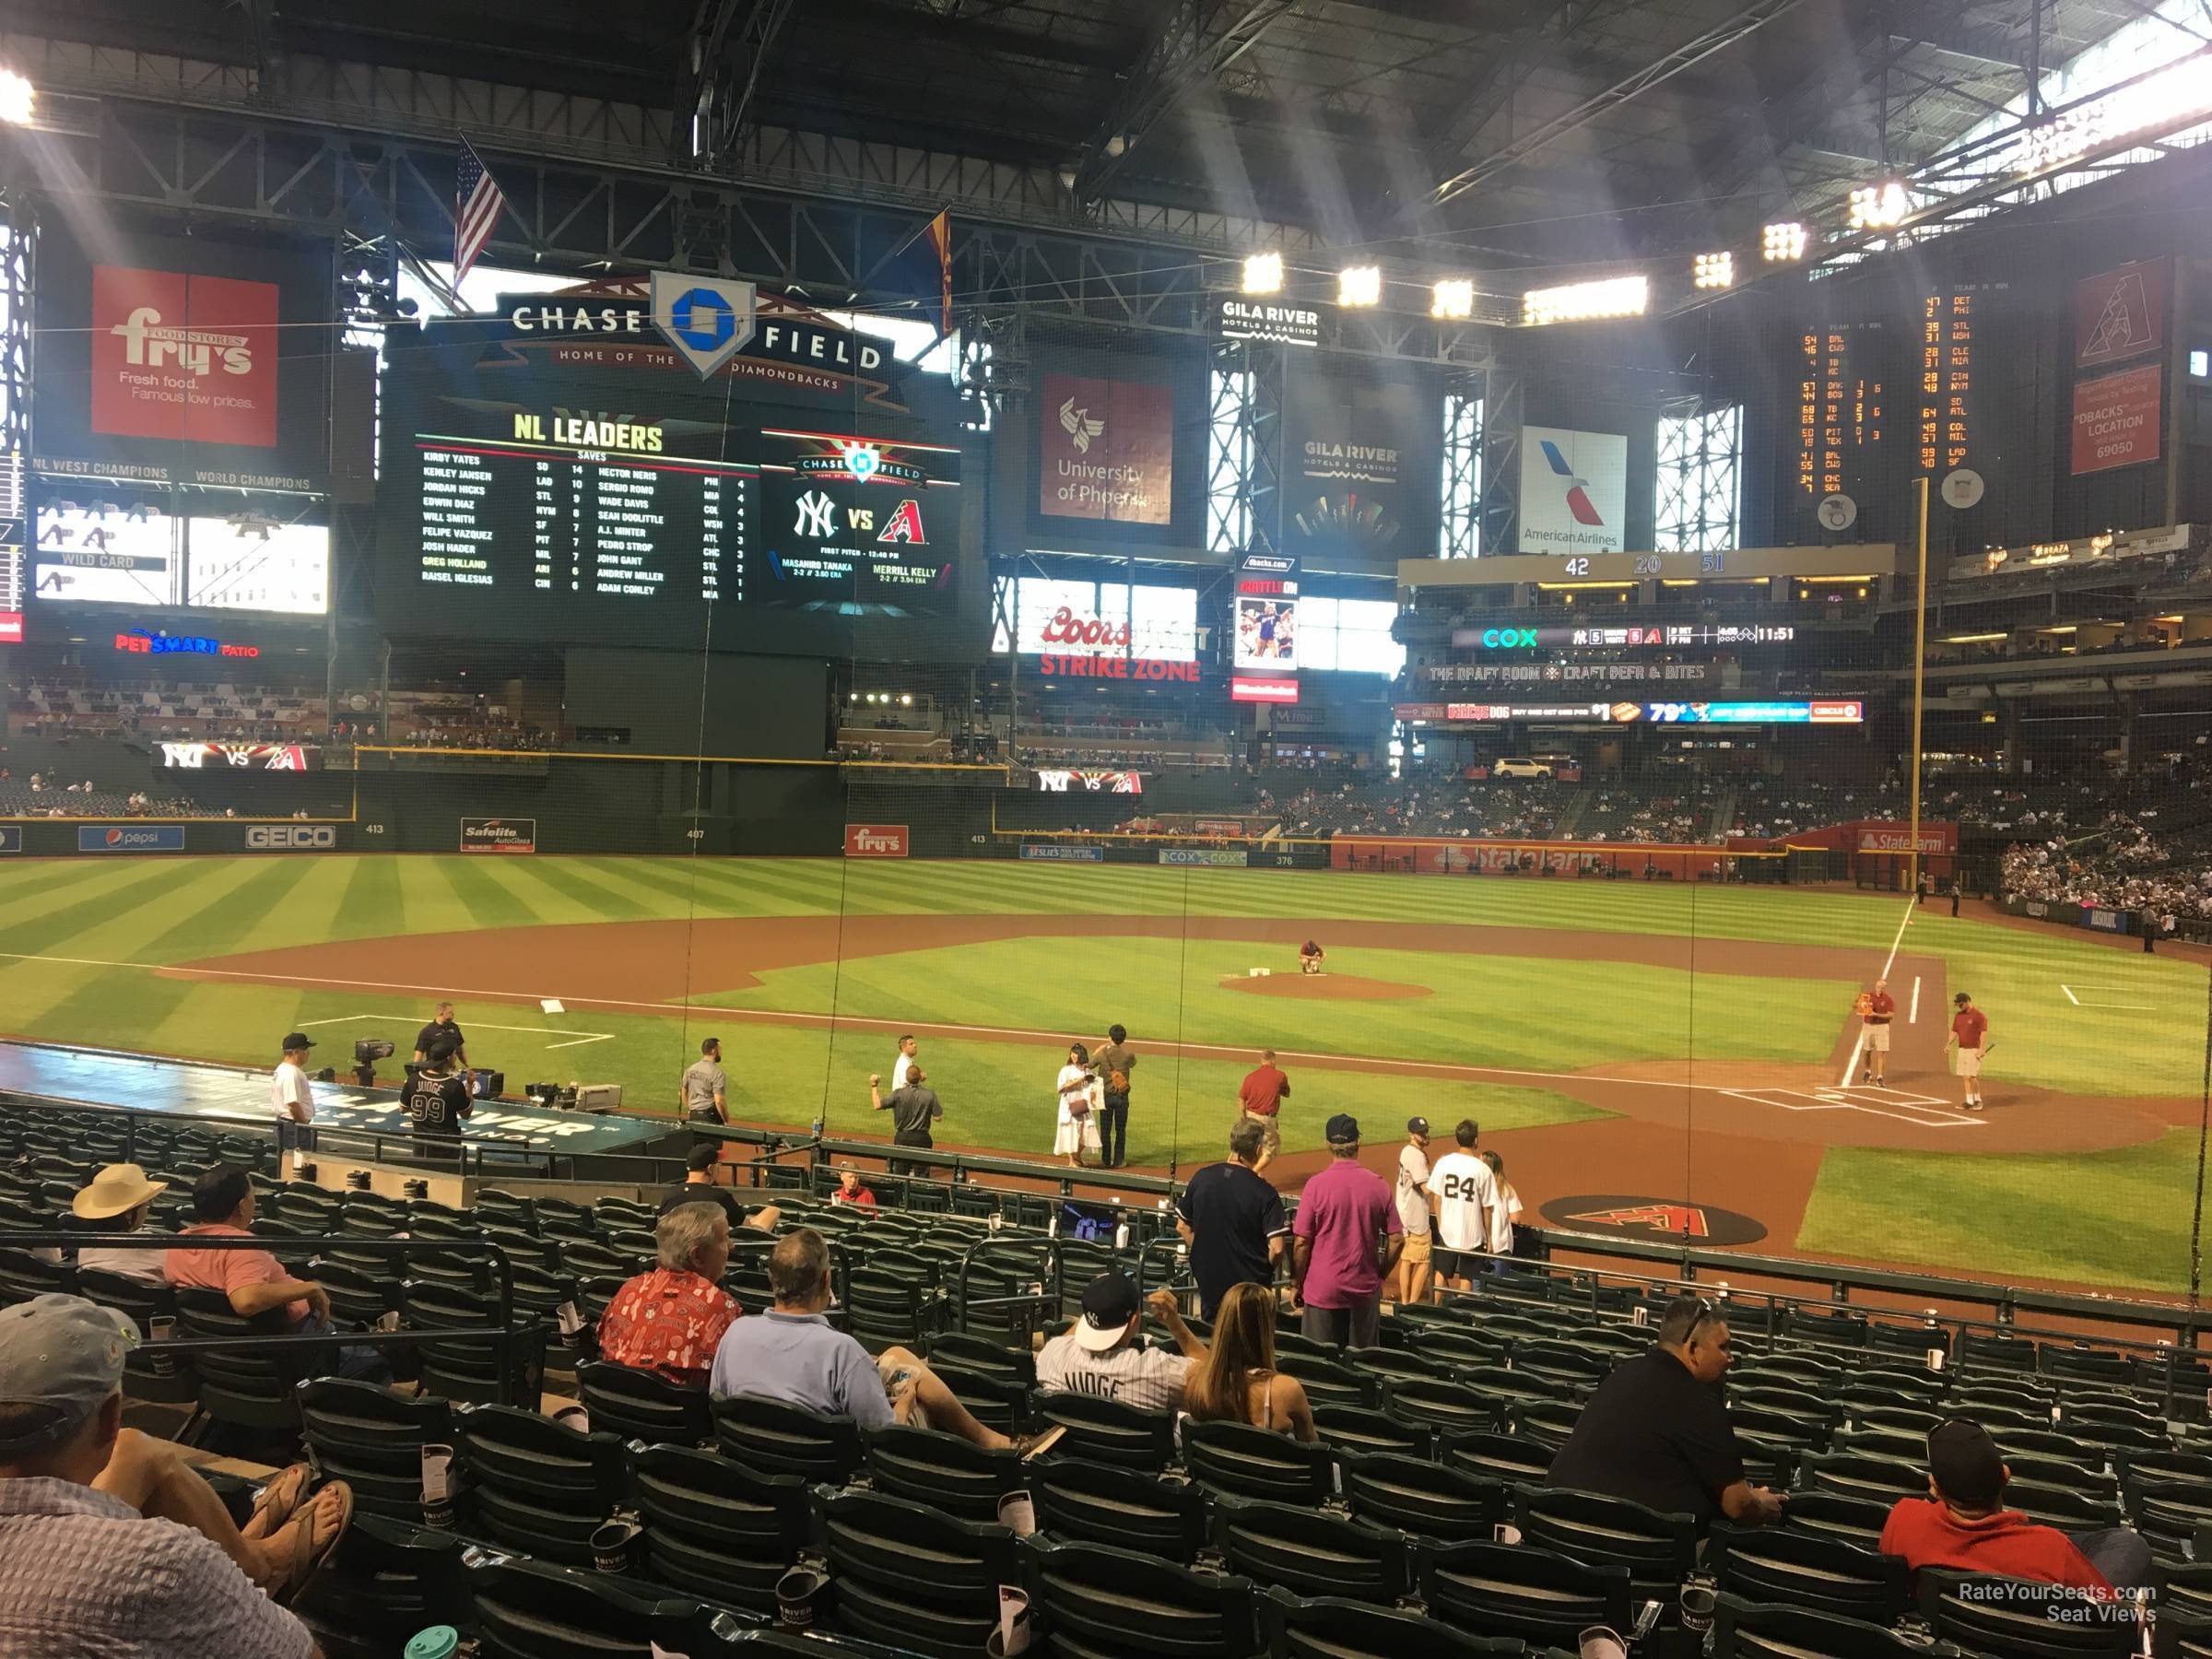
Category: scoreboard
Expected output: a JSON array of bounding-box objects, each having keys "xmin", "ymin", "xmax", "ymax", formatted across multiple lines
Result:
[{"xmin": 379, "ymin": 280, "xmax": 965, "ymax": 648}]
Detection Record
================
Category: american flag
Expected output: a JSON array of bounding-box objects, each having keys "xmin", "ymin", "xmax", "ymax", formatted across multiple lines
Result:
[{"xmin": 453, "ymin": 138, "xmax": 505, "ymax": 285}]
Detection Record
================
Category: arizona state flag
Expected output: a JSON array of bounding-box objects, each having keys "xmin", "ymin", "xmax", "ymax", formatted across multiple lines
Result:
[{"xmin": 924, "ymin": 209, "xmax": 953, "ymax": 336}]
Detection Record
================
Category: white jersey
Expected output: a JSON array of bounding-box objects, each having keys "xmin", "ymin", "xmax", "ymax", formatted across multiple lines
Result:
[
  {"xmin": 271, "ymin": 1060, "xmax": 313, "ymax": 1124},
  {"xmin": 892, "ymin": 1052, "xmax": 916, "ymax": 1090},
  {"xmin": 1426, "ymin": 1150, "xmax": 1497, "ymax": 1251},
  {"xmin": 1394, "ymin": 1144, "xmax": 1431, "ymax": 1236}
]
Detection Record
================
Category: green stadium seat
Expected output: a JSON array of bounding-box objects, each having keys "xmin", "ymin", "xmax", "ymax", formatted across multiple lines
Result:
[
  {"xmin": 812, "ymin": 1487, "xmax": 1020, "ymax": 1659},
  {"xmin": 630, "ymin": 1441, "xmax": 807, "ymax": 1613},
  {"xmin": 711, "ymin": 1393, "xmax": 865, "ymax": 1483},
  {"xmin": 1339, "ymin": 1449, "xmax": 1507, "ymax": 1543},
  {"xmin": 1707, "ymin": 1515, "xmax": 1909, "ymax": 1623},
  {"xmin": 1023, "ymin": 1535, "xmax": 1261, "ymax": 1659},
  {"xmin": 1030, "ymin": 1453, "xmax": 1210, "ymax": 1564},
  {"xmin": 1033, "ymin": 1391, "xmax": 1176, "ymax": 1470},
  {"xmin": 1418, "ymin": 1537, "xmax": 1633, "ymax": 1651},
  {"xmin": 1181, "ymin": 1418, "xmax": 1336, "ymax": 1506},
  {"xmin": 453, "ymin": 1401, "xmax": 628, "ymax": 1568},
  {"xmin": 1259, "ymin": 1587, "xmax": 1524, "ymax": 1659},
  {"xmin": 1711, "ymin": 1591, "xmax": 1964, "ymax": 1658},
  {"xmin": 296, "ymin": 1375, "xmax": 452, "ymax": 1523},
  {"xmin": 574, "ymin": 1358, "xmax": 712, "ymax": 1444},
  {"xmin": 464, "ymin": 1553, "xmax": 717, "ymax": 1659},
  {"xmin": 863, "ymin": 1423, "xmax": 1027, "ymax": 1523},
  {"xmin": 1208, "ymin": 1492, "xmax": 1416, "ymax": 1605}
]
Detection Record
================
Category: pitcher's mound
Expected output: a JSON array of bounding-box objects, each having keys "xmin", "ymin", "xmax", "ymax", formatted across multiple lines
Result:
[{"xmin": 1221, "ymin": 973, "xmax": 1433, "ymax": 1002}]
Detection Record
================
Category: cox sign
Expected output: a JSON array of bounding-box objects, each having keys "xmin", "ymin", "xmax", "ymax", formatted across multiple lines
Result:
[
  {"xmin": 844, "ymin": 824, "xmax": 910, "ymax": 858},
  {"xmin": 1474, "ymin": 628, "xmax": 1539, "ymax": 649},
  {"xmin": 245, "ymin": 824, "xmax": 335, "ymax": 850}
]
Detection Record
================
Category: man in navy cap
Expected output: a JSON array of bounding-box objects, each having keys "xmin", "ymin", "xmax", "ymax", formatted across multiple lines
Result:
[
  {"xmin": 0, "ymin": 1294, "xmax": 352, "ymax": 1653},
  {"xmin": 1290, "ymin": 1114, "xmax": 1403, "ymax": 1348},
  {"xmin": 269, "ymin": 1031, "xmax": 316, "ymax": 1173}
]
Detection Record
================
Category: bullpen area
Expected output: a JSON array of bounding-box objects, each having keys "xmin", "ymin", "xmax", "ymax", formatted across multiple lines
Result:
[{"xmin": 0, "ymin": 852, "xmax": 2201, "ymax": 1295}]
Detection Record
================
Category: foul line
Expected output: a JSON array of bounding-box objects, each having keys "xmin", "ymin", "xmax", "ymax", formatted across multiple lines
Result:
[
  {"xmin": 1838, "ymin": 896, "xmax": 1919, "ymax": 1089},
  {"xmin": 0, "ymin": 947, "xmax": 1765, "ymax": 1098},
  {"xmin": 297, "ymin": 1011, "xmax": 615, "ymax": 1048},
  {"xmin": 2059, "ymin": 982, "xmax": 2153, "ymax": 1011}
]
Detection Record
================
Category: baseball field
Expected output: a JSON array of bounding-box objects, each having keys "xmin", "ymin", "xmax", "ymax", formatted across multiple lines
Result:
[{"xmin": 0, "ymin": 853, "xmax": 2203, "ymax": 1295}]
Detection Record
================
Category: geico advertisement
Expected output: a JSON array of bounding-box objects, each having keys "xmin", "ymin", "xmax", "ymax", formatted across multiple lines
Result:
[{"xmin": 245, "ymin": 824, "xmax": 337, "ymax": 849}]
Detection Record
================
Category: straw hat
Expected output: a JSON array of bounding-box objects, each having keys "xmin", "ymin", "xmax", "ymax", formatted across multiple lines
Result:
[{"xmin": 70, "ymin": 1164, "xmax": 168, "ymax": 1221}]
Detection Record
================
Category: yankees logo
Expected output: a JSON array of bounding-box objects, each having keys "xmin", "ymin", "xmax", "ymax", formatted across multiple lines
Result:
[{"xmin": 794, "ymin": 490, "xmax": 837, "ymax": 538}]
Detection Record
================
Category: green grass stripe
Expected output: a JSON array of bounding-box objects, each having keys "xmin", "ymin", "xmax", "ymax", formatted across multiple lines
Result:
[{"xmin": 434, "ymin": 853, "xmax": 547, "ymax": 932}]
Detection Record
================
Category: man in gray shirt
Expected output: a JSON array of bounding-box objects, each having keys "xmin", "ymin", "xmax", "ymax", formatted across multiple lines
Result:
[
  {"xmin": 870, "ymin": 1065, "xmax": 942, "ymax": 1178},
  {"xmin": 680, "ymin": 1038, "xmax": 728, "ymax": 1124},
  {"xmin": 708, "ymin": 1230, "xmax": 1025, "ymax": 1450}
]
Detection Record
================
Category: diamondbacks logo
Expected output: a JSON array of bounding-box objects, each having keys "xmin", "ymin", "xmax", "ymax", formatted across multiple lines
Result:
[
  {"xmin": 1058, "ymin": 397, "xmax": 1105, "ymax": 453},
  {"xmin": 1571, "ymin": 1203, "xmax": 1710, "ymax": 1237},
  {"xmin": 2082, "ymin": 272, "xmax": 2152, "ymax": 363},
  {"xmin": 1539, "ymin": 1193, "xmax": 1767, "ymax": 1246},
  {"xmin": 1539, "ymin": 440, "xmax": 1606, "ymax": 526}
]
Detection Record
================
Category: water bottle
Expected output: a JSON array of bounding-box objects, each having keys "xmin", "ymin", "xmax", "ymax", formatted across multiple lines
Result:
[{"xmin": 809, "ymin": 1114, "xmax": 825, "ymax": 1139}]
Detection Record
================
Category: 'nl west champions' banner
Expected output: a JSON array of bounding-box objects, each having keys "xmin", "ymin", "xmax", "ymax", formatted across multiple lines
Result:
[
  {"xmin": 1038, "ymin": 374, "xmax": 1173, "ymax": 526},
  {"xmin": 33, "ymin": 218, "xmax": 332, "ymax": 492},
  {"xmin": 1281, "ymin": 363, "xmax": 1433, "ymax": 565},
  {"xmin": 1518, "ymin": 428, "xmax": 1627, "ymax": 555}
]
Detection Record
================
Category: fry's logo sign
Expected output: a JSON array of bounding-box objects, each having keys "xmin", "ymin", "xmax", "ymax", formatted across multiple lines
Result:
[
  {"xmin": 90, "ymin": 267, "xmax": 278, "ymax": 447},
  {"xmin": 844, "ymin": 824, "xmax": 910, "ymax": 857}
]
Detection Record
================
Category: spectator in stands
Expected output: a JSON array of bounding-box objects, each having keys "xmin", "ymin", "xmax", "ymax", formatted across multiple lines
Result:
[
  {"xmin": 413, "ymin": 1002, "xmax": 467, "ymax": 1070},
  {"xmin": 0, "ymin": 1294, "xmax": 351, "ymax": 1653},
  {"xmin": 1881, "ymin": 1418, "xmax": 2148, "ymax": 1591},
  {"xmin": 269, "ymin": 1032, "xmax": 315, "ymax": 1175},
  {"xmin": 402, "ymin": 1043, "xmax": 471, "ymax": 1154},
  {"xmin": 1546, "ymin": 1294, "xmax": 1783, "ymax": 1531},
  {"xmin": 1478, "ymin": 1148, "xmax": 1523, "ymax": 1268},
  {"xmin": 870, "ymin": 1063, "xmax": 942, "ymax": 1177},
  {"xmin": 1037, "ymin": 1274, "xmax": 1206, "ymax": 1409},
  {"xmin": 1390, "ymin": 1117, "xmax": 1434, "ymax": 1306},
  {"xmin": 1426, "ymin": 1119, "xmax": 1497, "ymax": 1289},
  {"xmin": 1175, "ymin": 1119, "xmax": 1291, "ymax": 1318},
  {"xmin": 709, "ymin": 1230, "xmax": 1030, "ymax": 1451},
  {"xmin": 596, "ymin": 1203, "xmax": 740, "ymax": 1388},
  {"xmin": 70, "ymin": 1165, "xmax": 171, "ymax": 1285},
  {"xmin": 1182, "ymin": 1283, "xmax": 1314, "ymax": 1441},
  {"xmin": 889, "ymin": 1033, "xmax": 920, "ymax": 1091},
  {"xmin": 830, "ymin": 1164, "xmax": 877, "ymax": 1208},
  {"xmin": 680, "ymin": 1037, "xmax": 728, "ymax": 1125},
  {"xmin": 1293, "ymin": 1114, "xmax": 1404, "ymax": 1348},
  {"xmin": 658, "ymin": 1144, "xmax": 782, "ymax": 1231},
  {"xmin": 1053, "ymin": 1041, "xmax": 1100, "ymax": 1169},
  {"xmin": 1236, "ymin": 1049, "xmax": 1291, "ymax": 1173}
]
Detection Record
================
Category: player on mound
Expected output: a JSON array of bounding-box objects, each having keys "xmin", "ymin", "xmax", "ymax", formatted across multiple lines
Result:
[{"xmin": 1299, "ymin": 939, "xmax": 1324, "ymax": 976}]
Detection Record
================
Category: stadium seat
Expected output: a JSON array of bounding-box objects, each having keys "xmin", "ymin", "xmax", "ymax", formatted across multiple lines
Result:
[
  {"xmin": 1379, "ymin": 1375, "xmax": 1508, "ymax": 1437},
  {"xmin": 73, "ymin": 1267, "xmax": 196, "ymax": 1405},
  {"xmin": 1799, "ymin": 1448, "xmax": 1926, "ymax": 1502},
  {"xmin": 0, "ymin": 1245, "xmax": 74, "ymax": 1305},
  {"xmin": 311, "ymin": 1259, "xmax": 402, "ymax": 1330},
  {"xmin": 1418, "ymin": 1538, "xmax": 1633, "ymax": 1650},
  {"xmin": 812, "ymin": 1487, "xmax": 1021, "ymax": 1658},
  {"xmin": 1340, "ymin": 1449, "xmax": 1508, "ymax": 1543},
  {"xmin": 712, "ymin": 1393, "xmax": 866, "ymax": 1483},
  {"xmin": 1919, "ymin": 1569, "xmax": 2136, "ymax": 1657},
  {"xmin": 174, "ymin": 1286, "xmax": 306, "ymax": 1443},
  {"xmin": 1509, "ymin": 1399, "xmax": 1583, "ymax": 1450},
  {"xmin": 864, "ymin": 1423, "xmax": 1027, "ymax": 1523},
  {"xmin": 1021, "ymin": 1535, "xmax": 1261, "ymax": 1659},
  {"xmin": 2154, "ymin": 1607, "xmax": 2212, "ymax": 1659},
  {"xmin": 926, "ymin": 1331, "xmax": 1038, "ymax": 1386},
  {"xmin": 1208, "ymin": 1493, "xmax": 1416, "ymax": 1605},
  {"xmin": 295, "ymin": 1512, "xmax": 469, "ymax": 1653},
  {"xmin": 402, "ymin": 1279, "xmax": 541, "ymax": 1406},
  {"xmin": 1710, "ymin": 1591, "xmax": 1964, "ymax": 1658},
  {"xmin": 1259, "ymin": 1587, "xmax": 1524, "ymax": 1659},
  {"xmin": 575, "ymin": 1359, "xmax": 713, "ymax": 1444},
  {"xmin": 630, "ymin": 1441, "xmax": 807, "ymax": 1613},
  {"xmin": 1346, "ymin": 1347, "xmax": 1453, "ymax": 1387},
  {"xmin": 842, "ymin": 1265, "xmax": 948, "ymax": 1352},
  {"xmin": 1310, "ymin": 1403, "xmax": 1434, "ymax": 1460},
  {"xmin": 2043, "ymin": 1345, "xmax": 2136, "ymax": 1387},
  {"xmin": 1030, "ymin": 1452, "xmax": 1210, "ymax": 1563},
  {"xmin": 1441, "ymin": 1428, "xmax": 1553, "ymax": 1483},
  {"xmin": 296, "ymin": 1376, "xmax": 453, "ymax": 1524},
  {"xmin": 464, "ymin": 1552, "xmax": 718, "ymax": 1659},
  {"xmin": 1512, "ymin": 1484, "xmax": 1697, "ymax": 1610},
  {"xmin": 453, "ymin": 1401, "xmax": 628, "ymax": 1567},
  {"xmin": 1274, "ymin": 1351, "xmax": 1382, "ymax": 1409},
  {"xmin": 1033, "ymin": 1391, "xmax": 1177, "ymax": 1470},
  {"xmin": 1706, "ymin": 1515, "xmax": 1909, "ymax": 1622},
  {"xmin": 1180, "ymin": 1418, "xmax": 1337, "ymax": 1506},
  {"xmin": 928, "ymin": 1361, "xmax": 1033, "ymax": 1438},
  {"xmin": 1961, "ymin": 1333, "xmax": 2042, "ymax": 1373},
  {"xmin": 1781, "ymin": 1488, "xmax": 1893, "ymax": 1542}
]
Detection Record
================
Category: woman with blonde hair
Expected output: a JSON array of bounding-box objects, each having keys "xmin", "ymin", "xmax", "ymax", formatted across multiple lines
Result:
[{"xmin": 1182, "ymin": 1282, "xmax": 1315, "ymax": 1441}]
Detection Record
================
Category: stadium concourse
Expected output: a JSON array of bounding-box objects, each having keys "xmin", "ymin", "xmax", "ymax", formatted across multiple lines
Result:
[{"xmin": 9, "ymin": 0, "xmax": 2212, "ymax": 1649}]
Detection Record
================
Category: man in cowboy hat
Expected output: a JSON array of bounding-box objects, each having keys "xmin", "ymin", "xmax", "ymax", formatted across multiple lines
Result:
[{"xmin": 70, "ymin": 1166, "xmax": 170, "ymax": 1285}]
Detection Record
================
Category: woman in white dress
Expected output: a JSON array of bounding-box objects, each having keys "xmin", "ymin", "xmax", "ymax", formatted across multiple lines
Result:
[{"xmin": 1053, "ymin": 1041, "xmax": 1100, "ymax": 1168}]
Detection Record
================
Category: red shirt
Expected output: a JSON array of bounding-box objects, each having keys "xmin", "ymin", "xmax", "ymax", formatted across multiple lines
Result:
[
  {"xmin": 595, "ymin": 1267, "xmax": 740, "ymax": 1387},
  {"xmin": 164, "ymin": 1223, "xmax": 308, "ymax": 1325},
  {"xmin": 1239, "ymin": 1065, "xmax": 1290, "ymax": 1117},
  {"xmin": 1879, "ymin": 1498, "xmax": 2112, "ymax": 1594},
  {"xmin": 1865, "ymin": 991, "xmax": 1895, "ymax": 1025},
  {"xmin": 1953, "ymin": 1007, "xmax": 1989, "ymax": 1048},
  {"xmin": 831, "ymin": 1185, "xmax": 877, "ymax": 1209}
]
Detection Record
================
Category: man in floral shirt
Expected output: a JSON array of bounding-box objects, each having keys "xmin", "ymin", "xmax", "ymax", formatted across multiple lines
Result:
[{"xmin": 595, "ymin": 1203, "xmax": 738, "ymax": 1387}]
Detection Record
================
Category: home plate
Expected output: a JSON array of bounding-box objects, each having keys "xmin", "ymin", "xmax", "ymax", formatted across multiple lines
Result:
[{"xmin": 1723, "ymin": 1086, "xmax": 1984, "ymax": 1128}]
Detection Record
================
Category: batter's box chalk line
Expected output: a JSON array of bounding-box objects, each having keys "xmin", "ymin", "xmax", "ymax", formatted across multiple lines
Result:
[
  {"xmin": 296, "ymin": 1011, "xmax": 615, "ymax": 1048},
  {"xmin": 2060, "ymin": 983, "xmax": 2155, "ymax": 1010},
  {"xmin": 1722, "ymin": 1086, "xmax": 1986, "ymax": 1128}
]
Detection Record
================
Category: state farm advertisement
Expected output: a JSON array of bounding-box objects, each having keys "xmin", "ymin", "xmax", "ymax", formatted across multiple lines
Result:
[
  {"xmin": 1039, "ymin": 373, "xmax": 1173, "ymax": 526},
  {"xmin": 32, "ymin": 218, "xmax": 331, "ymax": 490},
  {"xmin": 844, "ymin": 824, "xmax": 910, "ymax": 857},
  {"xmin": 2071, "ymin": 363, "xmax": 2163, "ymax": 476}
]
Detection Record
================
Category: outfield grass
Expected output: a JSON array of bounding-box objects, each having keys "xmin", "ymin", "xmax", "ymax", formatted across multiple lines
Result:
[
  {"xmin": 0, "ymin": 855, "xmax": 2203, "ymax": 1175},
  {"xmin": 1795, "ymin": 1130, "xmax": 2207, "ymax": 1295}
]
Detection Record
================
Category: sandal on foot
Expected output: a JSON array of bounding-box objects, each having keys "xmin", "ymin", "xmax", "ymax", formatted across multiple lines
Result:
[
  {"xmin": 271, "ymin": 1479, "xmax": 354, "ymax": 1606},
  {"xmin": 243, "ymin": 1465, "xmax": 310, "ymax": 1542}
]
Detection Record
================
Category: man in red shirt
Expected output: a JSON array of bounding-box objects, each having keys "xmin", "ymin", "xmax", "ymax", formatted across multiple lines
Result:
[
  {"xmin": 595, "ymin": 1201, "xmax": 739, "ymax": 1388},
  {"xmin": 830, "ymin": 1165, "xmax": 877, "ymax": 1209},
  {"xmin": 1950, "ymin": 991, "xmax": 1991, "ymax": 1110},
  {"xmin": 1860, "ymin": 978, "xmax": 1897, "ymax": 1087},
  {"xmin": 1881, "ymin": 1418, "xmax": 2147, "ymax": 1594},
  {"xmin": 1236, "ymin": 1049, "xmax": 1290, "ymax": 1174}
]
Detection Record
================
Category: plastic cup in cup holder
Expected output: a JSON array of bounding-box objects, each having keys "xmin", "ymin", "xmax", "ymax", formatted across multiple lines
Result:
[
  {"xmin": 1492, "ymin": 1522, "xmax": 1523, "ymax": 1545},
  {"xmin": 419, "ymin": 1444, "xmax": 455, "ymax": 1528},
  {"xmin": 589, "ymin": 1519, "xmax": 642, "ymax": 1575},
  {"xmin": 989, "ymin": 1587, "xmax": 1031, "ymax": 1658},
  {"xmin": 775, "ymin": 1567, "xmax": 830, "ymax": 1629},
  {"xmin": 147, "ymin": 1316, "xmax": 177, "ymax": 1378},
  {"xmin": 997, "ymin": 1490, "xmax": 1037, "ymax": 1537},
  {"xmin": 1578, "ymin": 1627, "xmax": 1629, "ymax": 1659},
  {"xmin": 1679, "ymin": 1584, "xmax": 1718, "ymax": 1634}
]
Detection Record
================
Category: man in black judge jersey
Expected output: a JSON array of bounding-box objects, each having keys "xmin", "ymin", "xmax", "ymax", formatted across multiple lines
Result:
[{"xmin": 406, "ymin": 1039, "xmax": 474, "ymax": 1156}]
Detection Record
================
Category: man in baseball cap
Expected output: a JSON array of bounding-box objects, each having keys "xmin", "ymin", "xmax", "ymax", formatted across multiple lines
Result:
[
  {"xmin": 1034, "ymin": 1273, "xmax": 1207, "ymax": 1411},
  {"xmin": 1391, "ymin": 1117, "xmax": 1435, "ymax": 1307},
  {"xmin": 1293, "ymin": 1112, "xmax": 1404, "ymax": 1348},
  {"xmin": 1879, "ymin": 1416, "xmax": 2147, "ymax": 1593},
  {"xmin": 0, "ymin": 1295, "xmax": 352, "ymax": 1651}
]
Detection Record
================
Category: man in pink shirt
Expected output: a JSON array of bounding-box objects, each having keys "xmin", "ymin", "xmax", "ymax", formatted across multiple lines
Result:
[
  {"xmin": 1291, "ymin": 1114, "xmax": 1403, "ymax": 1349},
  {"xmin": 164, "ymin": 1167, "xmax": 327, "ymax": 1330}
]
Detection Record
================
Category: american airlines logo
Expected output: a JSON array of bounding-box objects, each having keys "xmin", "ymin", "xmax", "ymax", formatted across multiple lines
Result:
[
  {"xmin": 1538, "ymin": 440, "xmax": 1606, "ymax": 526},
  {"xmin": 109, "ymin": 307, "xmax": 253, "ymax": 378},
  {"xmin": 1058, "ymin": 397, "xmax": 1105, "ymax": 454}
]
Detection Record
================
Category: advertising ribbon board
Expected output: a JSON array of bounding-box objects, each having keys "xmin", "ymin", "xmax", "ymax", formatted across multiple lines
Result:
[{"xmin": 462, "ymin": 817, "xmax": 536, "ymax": 853}]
